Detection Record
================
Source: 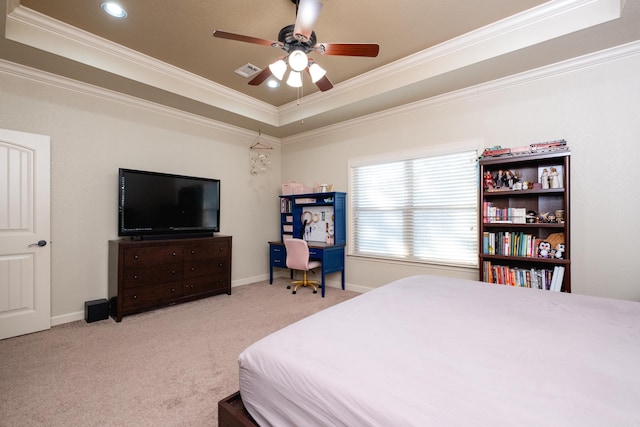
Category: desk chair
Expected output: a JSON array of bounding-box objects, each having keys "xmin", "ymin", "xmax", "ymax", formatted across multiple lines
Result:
[{"xmin": 284, "ymin": 238, "xmax": 321, "ymax": 294}]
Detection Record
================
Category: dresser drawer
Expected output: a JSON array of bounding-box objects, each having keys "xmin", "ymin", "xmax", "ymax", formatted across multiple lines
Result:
[
  {"xmin": 184, "ymin": 257, "xmax": 229, "ymax": 279},
  {"xmin": 270, "ymin": 245, "xmax": 286, "ymax": 267},
  {"xmin": 123, "ymin": 245, "xmax": 183, "ymax": 267},
  {"xmin": 122, "ymin": 281, "xmax": 182, "ymax": 309},
  {"xmin": 123, "ymin": 263, "xmax": 183, "ymax": 288},
  {"xmin": 183, "ymin": 273, "xmax": 229, "ymax": 296},
  {"xmin": 184, "ymin": 241, "xmax": 230, "ymax": 261}
]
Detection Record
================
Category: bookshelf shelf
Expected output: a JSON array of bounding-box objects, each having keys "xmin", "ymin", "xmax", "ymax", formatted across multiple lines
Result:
[
  {"xmin": 482, "ymin": 254, "xmax": 570, "ymax": 264},
  {"xmin": 485, "ymin": 188, "xmax": 564, "ymax": 197},
  {"xmin": 483, "ymin": 223, "xmax": 564, "ymax": 229},
  {"xmin": 479, "ymin": 150, "xmax": 570, "ymax": 292}
]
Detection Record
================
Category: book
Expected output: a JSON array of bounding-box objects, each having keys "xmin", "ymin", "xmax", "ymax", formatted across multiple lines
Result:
[
  {"xmin": 556, "ymin": 266, "xmax": 565, "ymax": 291},
  {"xmin": 551, "ymin": 266, "xmax": 565, "ymax": 292},
  {"xmin": 512, "ymin": 207, "xmax": 527, "ymax": 224},
  {"xmin": 550, "ymin": 266, "xmax": 559, "ymax": 291}
]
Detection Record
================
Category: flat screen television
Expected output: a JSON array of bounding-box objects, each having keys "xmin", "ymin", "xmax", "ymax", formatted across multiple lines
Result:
[{"xmin": 118, "ymin": 168, "xmax": 220, "ymax": 239}]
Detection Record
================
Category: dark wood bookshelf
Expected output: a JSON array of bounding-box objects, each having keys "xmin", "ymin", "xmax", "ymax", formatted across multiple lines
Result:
[{"xmin": 479, "ymin": 150, "xmax": 570, "ymax": 292}]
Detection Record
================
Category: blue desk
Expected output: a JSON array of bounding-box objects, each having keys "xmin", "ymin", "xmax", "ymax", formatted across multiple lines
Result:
[{"xmin": 269, "ymin": 241, "xmax": 345, "ymax": 297}]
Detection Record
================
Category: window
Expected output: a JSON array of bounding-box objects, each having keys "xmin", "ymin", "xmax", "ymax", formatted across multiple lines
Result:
[{"xmin": 349, "ymin": 147, "xmax": 478, "ymax": 267}]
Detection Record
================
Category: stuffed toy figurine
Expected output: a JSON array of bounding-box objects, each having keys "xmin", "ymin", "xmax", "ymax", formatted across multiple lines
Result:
[
  {"xmin": 484, "ymin": 171, "xmax": 496, "ymax": 190},
  {"xmin": 495, "ymin": 170, "xmax": 504, "ymax": 188},
  {"xmin": 554, "ymin": 243, "xmax": 565, "ymax": 259},
  {"xmin": 538, "ymin": 241, "xmax": 551, "ymax": 258}
]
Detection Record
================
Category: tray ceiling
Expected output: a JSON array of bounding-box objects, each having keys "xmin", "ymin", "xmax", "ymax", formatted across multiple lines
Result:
[{"xmin": 2, "ymin": 0, "xmax": 639, "ymax": 137}]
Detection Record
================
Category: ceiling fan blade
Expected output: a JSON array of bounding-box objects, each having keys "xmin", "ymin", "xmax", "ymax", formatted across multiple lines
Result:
[
  {"xmin": 316, "ymin": 43, "xmax": 380, "ymax": 57},
  {"xmin": 248, "ymin": 67, "xmax": 273, "ymax": 86},
  {"xmin": 213, "ymin": 30, "xmax": 281, "ymax": 48},
  {"xmin": 293, "ymin": 0, "xmax": 323, "ymax": 42},
  {"xmin": 314, "ymin": 75, "xmax": 333, "ymax": 92}
]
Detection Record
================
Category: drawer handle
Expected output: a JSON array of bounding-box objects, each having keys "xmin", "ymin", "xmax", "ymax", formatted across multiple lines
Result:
[
  {"xmin": 134, "ymin": 255, "xmax": 139, "ymax": 260},
  {"xmin": 191, "ymin": 250, "xmax": 195, "ymax": 254},
  {"xmin": 171, "ymin": 288, "xmax": 176, "ymax": 292},
  {"xmin": 219, "ymin": 247, "xmax": 224, "ymax": 251},
  {"xmin": 191, "ymin": 267, "xmax": 195, "ymax": 271},
  {"xmin": 172, "ymin": 252, "xmax": 176, "ymax": 256},
  {"xmin": 219, "ymin": 263, "xmax": 224, "ymax": 267},
  {"xmin": 132, "ymin": 295, "xmax": 137, "ymax": 299},
  {"xmin": 133, "ymin": 275, "xmax": 138, "ymax": 280},
  {"xmin": 171, "ymin": 270, "xmax": 176, "ymax": 275}
]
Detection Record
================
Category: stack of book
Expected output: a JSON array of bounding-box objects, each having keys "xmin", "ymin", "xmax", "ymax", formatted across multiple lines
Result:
[
  {"xmin": 483, "ymin": 202, "xmax": 526, "ymax": 224},
  {"xmin": 280, "ymin": 198, "xmax": 292, "ymax": 213},
  {"xmin": 483, "ymin": 261, "xmax": 565, "ymax": 291},
  {"xmin": 482, "ymin": 231, "xmax": 540, "ymax": 257}
]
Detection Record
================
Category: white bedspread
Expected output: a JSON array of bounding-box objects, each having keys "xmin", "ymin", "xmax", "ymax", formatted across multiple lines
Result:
[{"xmin": 238, "ymin": 275, "xmax": 640, "ymax": 426}]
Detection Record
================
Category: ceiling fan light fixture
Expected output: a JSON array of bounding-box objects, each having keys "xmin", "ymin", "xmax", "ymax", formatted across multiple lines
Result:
[
  {"xmin": 268, "ymin": 59, "xmax": 287, "ymax": 80},
  {"xmin": 288, "ymin": 50, "xmax": 308, "ymax": 72},
  {"xmin": 286, "ymin": 71, "xmax": 303, "ymax": 88},
  {"xmin": 309, "ymin": 62, "xmax": 326, "ymax": 83}
]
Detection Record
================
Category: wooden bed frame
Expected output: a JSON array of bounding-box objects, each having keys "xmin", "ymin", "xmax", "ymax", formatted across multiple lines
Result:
[{"xmin": 218, "ymin": 391, "xmax": 259, "ymax": 427}]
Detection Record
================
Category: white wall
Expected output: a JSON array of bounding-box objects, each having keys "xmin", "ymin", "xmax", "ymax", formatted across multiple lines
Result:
[
  {"xmin": 282, "ymin": 43, "xmax": 640, "ymax": 301},
  {"xmin": 0, "ymin": 65, "xmax": 283, "ymax": 323}
]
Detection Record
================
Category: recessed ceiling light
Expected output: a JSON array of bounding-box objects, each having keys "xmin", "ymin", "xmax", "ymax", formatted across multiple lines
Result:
[
  {"xmin": 266, "ymin": 79, "xmax": 280, "ymax": 88},
  {"xmin": 101, "ymin": 2, "xmax": 127, "ymax": 18}
]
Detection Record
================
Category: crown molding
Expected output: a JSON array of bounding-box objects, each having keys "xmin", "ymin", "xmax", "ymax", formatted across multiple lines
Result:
[
  {"xmin": 281, "ymin": 40, "xmax": 640, "ymax": 145},
  {"xmin": 0, "ymin": 57, "xmax": 281, "ymax": 145},
  {"xmin": 3, "ymin": 39, "xmax": 637, "ymax": 147}
]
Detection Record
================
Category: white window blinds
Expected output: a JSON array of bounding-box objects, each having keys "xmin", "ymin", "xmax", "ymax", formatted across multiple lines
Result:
[{"xmin": 350, "ymin": 149, "xmax": 478, "ymax": 266}]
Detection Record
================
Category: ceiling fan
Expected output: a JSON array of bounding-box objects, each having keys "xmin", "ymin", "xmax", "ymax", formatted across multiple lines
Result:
[{"xmin": 213, "ymin": 0, "xmax": 380, "ymax": 92}]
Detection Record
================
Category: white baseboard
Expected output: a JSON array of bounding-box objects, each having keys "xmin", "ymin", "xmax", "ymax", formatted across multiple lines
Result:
[
  {"xmin": 50, "ymin": 275, "xmax": 369, "ymax": 327},
  {"xmin": 52, "ymin": 311, "xmax": 84, "ymax": 326},
  {"xmin": 270, "ymin": 270, "xmax": 370, "ymax": 294},
  {"xmin": 231, "ymin": 274, "xmax": 270, "ymax": 287}
]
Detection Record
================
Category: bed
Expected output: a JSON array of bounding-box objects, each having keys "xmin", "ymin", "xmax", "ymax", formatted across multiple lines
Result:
[{"xmin": 220, "ymin": 275, "xmax": 640, "ymax": 426}]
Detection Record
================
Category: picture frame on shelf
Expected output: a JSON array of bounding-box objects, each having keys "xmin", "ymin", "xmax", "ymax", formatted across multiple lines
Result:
[{"xmin": 538, "ymin": 165, "xmax": 563, "ymax": 189}]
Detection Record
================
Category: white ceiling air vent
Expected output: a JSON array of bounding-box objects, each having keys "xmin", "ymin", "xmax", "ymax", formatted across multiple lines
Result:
[{"xmin": 234, "ymin": 63, "xmax": 261, "ymax": 78}]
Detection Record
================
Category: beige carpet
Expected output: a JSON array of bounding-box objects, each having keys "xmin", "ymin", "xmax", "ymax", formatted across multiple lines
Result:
[{"xmin": 0, "ymin": 278, "xmax": 358, "ymax": 426}]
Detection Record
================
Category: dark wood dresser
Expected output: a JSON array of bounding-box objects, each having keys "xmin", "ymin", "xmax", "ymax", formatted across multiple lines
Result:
[{"xmin": 108, "ymin": 235, "xmax": 232, "ymax": 321}]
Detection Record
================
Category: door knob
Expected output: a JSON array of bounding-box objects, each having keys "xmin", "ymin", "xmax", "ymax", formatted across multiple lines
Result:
[{"xmin": 29, "ymin": 240, "xmax": 47, "ymax": 247}]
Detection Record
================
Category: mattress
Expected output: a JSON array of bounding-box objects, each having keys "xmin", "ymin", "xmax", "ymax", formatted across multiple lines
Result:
[{"xmin": 238, "ymin": 275, "xmax": 640, "ymax": 426}]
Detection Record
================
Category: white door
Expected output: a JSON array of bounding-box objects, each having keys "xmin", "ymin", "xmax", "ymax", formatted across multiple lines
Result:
[{"xmin": 0, "ymin": 128, "xmax": 51, "ymax": 340}]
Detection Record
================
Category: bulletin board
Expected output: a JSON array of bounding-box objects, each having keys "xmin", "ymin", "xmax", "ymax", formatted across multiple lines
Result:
[{"xmin": 300, "ymin": 206, "xmax": 335, "ymax": 244}]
